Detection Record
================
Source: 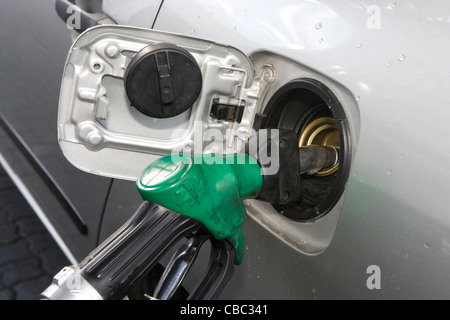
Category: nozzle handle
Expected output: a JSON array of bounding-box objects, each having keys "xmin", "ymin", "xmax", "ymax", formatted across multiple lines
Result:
[{"xmin": 79, "ymin": 202, "xmax": 201, "ymax": 300}]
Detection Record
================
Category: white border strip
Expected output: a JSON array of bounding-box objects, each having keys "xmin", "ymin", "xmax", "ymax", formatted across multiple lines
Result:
[{"xmin": 0, "ymin": 152, "xmax": 77, "ymax": 265}]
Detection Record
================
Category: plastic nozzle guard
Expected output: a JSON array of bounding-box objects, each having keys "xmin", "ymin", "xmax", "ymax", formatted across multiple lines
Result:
[{"xmin": 137, "ymin": 153, "xmax": 263, "ymax": 265}]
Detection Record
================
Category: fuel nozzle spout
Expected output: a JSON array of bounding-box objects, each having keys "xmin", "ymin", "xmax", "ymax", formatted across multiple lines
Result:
[{"xmin": 299, "ymin": 145, "xmax": 339, "ymax": 175}]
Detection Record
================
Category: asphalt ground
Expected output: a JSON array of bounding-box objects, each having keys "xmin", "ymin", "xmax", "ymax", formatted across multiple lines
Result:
[{"xmin": 0, "ymin": 165, "xmax": 69, "ymax": 300}]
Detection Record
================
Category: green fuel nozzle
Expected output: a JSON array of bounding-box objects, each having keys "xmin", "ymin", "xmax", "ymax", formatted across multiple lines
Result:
[
  {"xmin": 136, "ymin": 153, "xmax": 263, "ymax": 265},
  {"xmin": 136, "ymin": 131, "xmax": 340, "ymax": 265}
]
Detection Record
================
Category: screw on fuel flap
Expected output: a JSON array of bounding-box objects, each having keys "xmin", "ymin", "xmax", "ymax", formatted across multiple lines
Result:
[{"xmin": 124, "ymin": 43, "xmax": 203, "ymax": 119}]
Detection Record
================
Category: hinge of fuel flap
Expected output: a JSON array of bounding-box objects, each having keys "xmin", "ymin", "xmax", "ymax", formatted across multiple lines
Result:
[{"xmin": 210, "ymin": 99, "xmax": 246, "ymax": 123}]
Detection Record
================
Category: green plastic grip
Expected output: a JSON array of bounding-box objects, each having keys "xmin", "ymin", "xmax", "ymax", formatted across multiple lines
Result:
[{"xmin": 136, "ymin": 153, "xmax": 263, "ymax": 264}]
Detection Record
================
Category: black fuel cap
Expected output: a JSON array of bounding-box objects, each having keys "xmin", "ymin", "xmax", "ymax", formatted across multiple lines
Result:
[{"xmin": 125, "ymin": 43, "xmax": 202, "ymax": 119}]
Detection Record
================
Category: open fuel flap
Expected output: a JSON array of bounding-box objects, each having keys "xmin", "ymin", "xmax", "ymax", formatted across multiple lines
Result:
[
  {"xmin": 58, "ymin": 25, "xmax": 356, "ymax": 258},
  {"xmin": 58, "ymin": 25, "xmax": 271, "ymax": 180}
]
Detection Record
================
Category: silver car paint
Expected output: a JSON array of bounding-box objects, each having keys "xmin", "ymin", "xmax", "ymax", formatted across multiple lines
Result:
[
  {"xmin": 147, "ymin": 0, "xmax": 450, "ymax": 299},
  {"xmin": 0, "ymin": 0, "xmax": 114, "ymax": 261},
  {"xmin": 55, "ymin": 0, "xmax": 450, "ymax": 299},
  {"xmin": 1, "ymin": 0, "xmax": 449, "ymax": 299},
  {"xmin": 67, "ymin": 0, "xmax": 450, "ymax": 299}
]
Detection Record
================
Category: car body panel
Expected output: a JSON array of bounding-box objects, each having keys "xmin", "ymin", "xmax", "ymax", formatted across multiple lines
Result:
[
  {"xmin": 1, "ymin": 0, "xmax": 450, "ymax": 299},
  {"xmin": 102, "ymin": 0, "xmax": 162, "ymax": 29},
  {"xmin": 107, "ymin": 0, "xmax": 450, "ymax": 299},
  {"xmin": 0, "ymin": 0, "xmax": 112, "ymax": 261}
]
